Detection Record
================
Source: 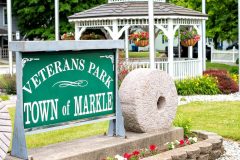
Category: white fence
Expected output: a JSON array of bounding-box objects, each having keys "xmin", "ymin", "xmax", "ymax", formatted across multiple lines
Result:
[
  {"xmin": 174, "ymin": 60, "xmax": 201, "ymax": 80},
  {"xmin": 119, "ymin": 58, "xmax": 201, "ymax": 80},
  {"xmin": 0, "ymin": 48, "xmax": 9, "ymax": 59},
  {"xmin": 211, "ymin": 47, "xmax": 238, "ymax": 63}
]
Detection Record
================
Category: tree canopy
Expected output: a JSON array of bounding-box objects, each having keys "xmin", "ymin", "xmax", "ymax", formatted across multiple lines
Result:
[
  {"xmin": 13, "ymin": 0, "xmax": 238, "ymax": 44},
  {"xmin": 170, "ymin": 0, "xmax": 238, "ymax": 46},
  {"xmin": 13, "ymin": 0, "xmax": 106, "ymax": 40}
]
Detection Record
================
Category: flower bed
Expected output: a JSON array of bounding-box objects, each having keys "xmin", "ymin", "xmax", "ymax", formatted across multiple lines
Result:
[
  {"xmin": 204, "ymin": 70, "xmax": 239, "ymax": 94},
  {"xmin": 103, "ymin": 137, "xmax": 198, "ymax": 160},
  {"xmin": 175, "ymin": 75, "xmax": 220, "ymax": 96},
  {"xmin": 103, "ymin": 131, "xmax": 224, "ymax": 160}
]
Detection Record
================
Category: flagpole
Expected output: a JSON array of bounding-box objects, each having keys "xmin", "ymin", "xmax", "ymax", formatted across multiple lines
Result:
[
  {"xmin": 148, "ymin": 0, "xmax": 155, "ymax": 69},
  {"xmin": 55, "ymin": 0, "xmax": 59, "ymax": 41},
  {"xmin": 7, "ymin": 0, "xmax": 13, "ymax": 75},
  {"xmin": 202, "ymin": 0, "xmax": 206, "ymax": 71}
]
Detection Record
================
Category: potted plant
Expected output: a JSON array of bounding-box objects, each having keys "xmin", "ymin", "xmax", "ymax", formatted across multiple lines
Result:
[
  {"xmin": 61, "ymin": 32, "xmax": 75, "ymax": 40},
  {"xmin": 180, "ymin": 30, "xmax": 200, "ymax": 47},
  {"xmin": 129, "ymin": 32, "xmax": 149, "ymax": 47}
]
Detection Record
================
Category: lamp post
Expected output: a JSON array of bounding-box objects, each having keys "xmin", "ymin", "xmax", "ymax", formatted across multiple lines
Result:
[{"xmin": 148, "ymin": 0, "xmax": 155, "ymax": 69}]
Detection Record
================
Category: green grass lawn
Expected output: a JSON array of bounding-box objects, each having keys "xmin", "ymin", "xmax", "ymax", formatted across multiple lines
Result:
[
  {"xmin": 125, "ymin": 52, "xmax": 161, "ymax": 58},
  {"xmin": 177, "ymin": 101, "xmax": 240, "ymax": 141},
  {"xmin": 206, "ymin": 62, "xmax": 237, "ymax": 72},
  {"xmin": 8, "ymin": 101, "xmax": 240, "ymax": 149},
  {"xmin": 8, "ymin": 107, "xmax": 108, "ymax": 149}
]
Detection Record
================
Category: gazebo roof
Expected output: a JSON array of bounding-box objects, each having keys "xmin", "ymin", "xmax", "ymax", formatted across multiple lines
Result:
[{"xmin": 69, "ymin": 2, "xmax": 207, "ymax": 20}]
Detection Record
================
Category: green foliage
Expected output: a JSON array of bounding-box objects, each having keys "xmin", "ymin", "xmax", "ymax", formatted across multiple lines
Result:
[
  {"xmin": 170, "ymin": 0, "xmax": 238, "ymax": 46},
  {"xmin": 0, "ymin": 74, "xmax": 16, "ymax": 94},
  {"xmin": 13, "ymin": 0, "xmax": 107, "ymax": 40},
  {"xmin": 175, "ymin": 76, "xmax": 221, "ymax": 96},
  {"xmin": 236, "ymin": 58, "xmax": 239, "ymax": 65},
  {"xmin": 230, "ymin": 67, "xmax": 239, "ymax": 74},
  {"xmin": 173, "ymin": 114, "xmax": 192, "ymax": 137},
  {"xmin": 180, "ymin": 29, "xmax": 200, "ymax": 41}
]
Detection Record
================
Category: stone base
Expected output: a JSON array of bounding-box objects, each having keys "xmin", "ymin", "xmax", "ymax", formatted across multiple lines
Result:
[{"xmin": 6, "ymin": 127, "xmax": 183, "ymax": 160}]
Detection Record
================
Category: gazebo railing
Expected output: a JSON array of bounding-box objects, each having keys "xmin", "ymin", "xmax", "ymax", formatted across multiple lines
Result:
[
  {"xmin": 173, "ymin": 59, "xmax": 201, "ymax": 80},
  {"xmin": 108, "ymin": 0, "xmax": 166, "ymax": 3},
  {"xmin": 119, "ymin": 58, "xmax": 201, "ymax": 80}
]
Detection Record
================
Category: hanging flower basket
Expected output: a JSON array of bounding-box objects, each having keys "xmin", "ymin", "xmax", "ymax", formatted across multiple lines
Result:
[
  {"xmin": 180, "ymin": 30, "xmax": 200, "ymax": 47},
  {"xmin": 181, "ymin": 39, "xmax": 197, "ymax": 47},
  {"xmin": 129, "ymin": 32, "xmax": 149, "ymax": 47},
  {"xmin": 134, "ymin": 40, "xmax": 149, "ymax": 47},
  {"xmin": 61, "ymin": 32, "xmax": 75, "ymax": 40}
]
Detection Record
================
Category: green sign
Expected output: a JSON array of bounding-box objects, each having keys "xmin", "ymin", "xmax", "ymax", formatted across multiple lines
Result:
[{"xmin": 22, "ymin": 50, "xmax": 116, "ymax": 129}]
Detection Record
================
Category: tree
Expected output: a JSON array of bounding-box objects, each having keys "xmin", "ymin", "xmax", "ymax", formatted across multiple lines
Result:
[
  {"xmin": 170, "ymin": 0, "xmax": 238, "ymax": 47},
  {"xmin": 13, "ymin": 0, "xmax": 106, "ymax": 40}
]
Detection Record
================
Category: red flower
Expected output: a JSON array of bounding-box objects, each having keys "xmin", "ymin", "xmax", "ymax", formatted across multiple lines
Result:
[
  {"xmin": 180, "ymin": 140, "xmax": 185, "ymax": 145},
  {"xmin": 149, "ymin": 144, "xmax": 157, "ymax": 151},
  {"xmin": 185, "ymin": 139, "xmax": 190, "ymax": 145},
  {"xmin": 121, "ymin": 69, "xmax": 128, "ymax": 75},
  {"xmin": 124, "ymin": 153, "xmax": 132, "ymax": 159},
  {"xmin": 132, "ymin": 150, "xmax": 140, "ymax": 156}
]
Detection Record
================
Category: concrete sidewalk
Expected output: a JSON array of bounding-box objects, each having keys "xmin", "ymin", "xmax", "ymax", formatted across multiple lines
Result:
[{"xmin": 1, "ymin": 95, "xmax": 16, "ymax": 108}]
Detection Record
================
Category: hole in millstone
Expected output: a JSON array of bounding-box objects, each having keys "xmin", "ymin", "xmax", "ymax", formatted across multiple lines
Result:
[{"xmin": 157, "ymin": 96, "xmax": 166, "ymax": 110}]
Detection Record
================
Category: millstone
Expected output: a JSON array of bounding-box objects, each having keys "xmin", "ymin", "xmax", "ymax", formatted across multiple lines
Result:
[
  {"xmin": 119, "ymin": 69, "xmax": 178, "ymax": 133},
  {"xmin": 0, "ymin": 104, "xmax": 12, "ymax": 160}
]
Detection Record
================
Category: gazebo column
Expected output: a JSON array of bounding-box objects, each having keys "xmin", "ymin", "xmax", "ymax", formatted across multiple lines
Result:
[
  {"xmin": 167, "ymin": 19, "xmax": 174, "ymax": 76},
  {"xmin": 104, "ymin": 21, "xmax": 130, "ymax": 40},
  {"xmin": 155, "ymin": 21, "xmax": 179, "ymax": 77},
  {"xmin": 75, "ymin": 24, "xmax": 86, "ymax": 40},
  {"xmin": 194, "ymin": 25, "xmax": 203, "ymax": 75},
  {"xmin": 125, "ymin": 28, "xmax": 129, "ymax": 59},
  {"xmin": 112, "ymin": 20, "xmax": 119, "ymax": 40},
  {"xmin": 188, "ymin": 46, "xmax": 193, "ymax": 59},
  {"xmin": 100, "ymin": 28, "xmax": 112, "ymax": 39}
]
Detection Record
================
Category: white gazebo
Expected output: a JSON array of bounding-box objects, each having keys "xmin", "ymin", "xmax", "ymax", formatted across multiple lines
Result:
[{"xmin": 69, "ymin": 0, "xmax": 208, "ymax": 80}]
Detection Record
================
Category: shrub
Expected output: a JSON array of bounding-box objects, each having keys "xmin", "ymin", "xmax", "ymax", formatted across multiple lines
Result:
[
  {"xmin": 175, "ymin": 76, "xmax": 220, "ymax": 96},
  {"xmin": 230, "ymin": 74, "xmax": 239, "ymax": 83},
  {"xmin": 0, "ymin": 74, "xmax": 16, "ymax": 94},
  {"xmin": 229, "ymin": 67, "xmax": 239, "ymax": 74},
  {"xmin": 173, "ymin": 114, "xmax": 192, "ymax": 137},
  {"xmin": 236, "ymin": 58, "xmax": 239, "ymax": 65},
  {"xmin": 204, "ymin": 70, "xmax": 239, "ymax": 94}
]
